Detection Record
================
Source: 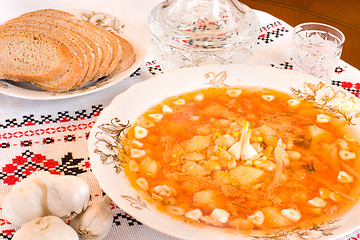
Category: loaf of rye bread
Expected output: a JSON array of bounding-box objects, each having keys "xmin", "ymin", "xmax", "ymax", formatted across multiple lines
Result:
[{"xmin": 0, "ymin": 9, "xmax": 136, "ymax": 92}]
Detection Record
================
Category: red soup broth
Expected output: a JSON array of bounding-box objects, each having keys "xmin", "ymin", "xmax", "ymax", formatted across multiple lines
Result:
[{"xmin": 120, "ymin": 87, "xmax": 360, "ymax": 234}]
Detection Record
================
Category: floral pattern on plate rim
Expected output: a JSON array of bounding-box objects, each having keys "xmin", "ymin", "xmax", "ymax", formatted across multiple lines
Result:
[
  {"xmin": 79, "ymin": 11, "xmax": 125, "ymax": 34},
  {"xmin": 94, "ymin": 117, "xmax": 130, "ymax": 173},
  {"xmin": 92, "ymin": 70, "xmax": 360, "ymax": 239},
  {"xmin": 291, "ymin": 81, "xmax": 360, "ymax": 125}
]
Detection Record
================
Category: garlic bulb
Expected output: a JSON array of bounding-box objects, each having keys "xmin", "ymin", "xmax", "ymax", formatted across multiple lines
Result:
[
  {"xmin": 3, "ymin": 175, "xmax": 49, "ymax": 225},
  {"xmin": 12, "ymin": 216, "xmax": 79, "ymax": 240},
  {"xmin": 70, "ymin": 195, "xmax": 113, "ymax": 240},
  {"xmin": 33, "ymin": 171, "xmax": 90, "ymax": 218}
]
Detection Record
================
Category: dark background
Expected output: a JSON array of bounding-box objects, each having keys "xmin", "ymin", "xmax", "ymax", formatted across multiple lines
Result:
[{"xmin": 240, "ymin": 0, "xmax": 360, "ymax": 69}]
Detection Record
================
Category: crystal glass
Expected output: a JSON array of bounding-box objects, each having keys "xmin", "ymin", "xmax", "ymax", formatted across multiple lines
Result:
[
  {"xmin": 148, "ymin": 0, "xmax": 260, "ymax": 71},
  {"xmin": 292, "ymin": 22, "xmax": 345, "ymax": 80}
]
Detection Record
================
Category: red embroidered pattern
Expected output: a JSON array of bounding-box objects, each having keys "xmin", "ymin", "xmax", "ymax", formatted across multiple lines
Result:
[
  {"xmin": 0, "ymin": 105, "xmax": 102, "ymax": 129},
  {"xmin": 0, "ymin": 122, "xmax": 94, "ymax": 148},
  {"xmin": 348, "ymin": 233, "xmax": 360, "ymax": 240},
  {"xmin": 2, "ymin": 154, "xmax": 61, "ymax": 185},
  {"xmin": 258, "ymin": 21, "xmax": 289, "ymax": 44}
]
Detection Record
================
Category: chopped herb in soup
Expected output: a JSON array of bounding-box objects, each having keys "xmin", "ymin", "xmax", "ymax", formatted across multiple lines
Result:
[{"xmin": 120, "ymin": 87, "xmax": 360, "ymax": 233}]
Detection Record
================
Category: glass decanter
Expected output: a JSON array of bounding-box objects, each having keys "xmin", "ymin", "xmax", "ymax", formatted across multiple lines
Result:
[{"xmin": 148, "ymin": 0, "xmax": 260, "ymax": 71}]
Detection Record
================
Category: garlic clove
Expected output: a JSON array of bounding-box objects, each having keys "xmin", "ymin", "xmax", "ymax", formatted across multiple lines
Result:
[
  {"xmin": 316, "ymin": 114, "xmax": 331, "ymax": 123},
  {"xmin": 136, "ymin": 177, "xmax": 149, "ymax": 191},
  {"xmin": 134, "ymin": 126, "xmax": 148, "ymax": 139},
  {"xmin": 162, "ymin": 104, "xmax": 172, "ymax": 113},
  {"xmin": 12, "ymin": 216, "xmax": 79, "ymax": 240},
  {"xmin": 3, "ymin": 175, "xmax": 50, "ymax": 226},
  {"xmin": 228, "ymin": 122, "xmax": 249, "ymax": 160},
  {"xmin": 194, "ymin": 94, "xmax": 204, "ymax": 101},
  {"xmin": 211, "ymin": 209, "xmax": 230, "ymax": 223},
  {"xmin": 240, "ymin": 129, "xmax": 258, "ymax": 161},
  {"xmin": 226, "ymin": 89, "xmax": 242, "ymax": 98},
  {"xmin": 339, "ymin": 150, "xmax": 356, "ymax": 160},
  {"xmin": 337, "ymin": 171, "xmax": 354, "ymax": 183},
  {"xmin": 262, "ymin": 95, "xmax": 275, "ymax": 101},
  {"xmin": 248, "ymin": 210, "xmax": 264, "ymax": 226},
  {"xmin": 281, "ymin": 208, "xmax": 301, "ymax": 222},
  {"xmin": 228, "ymin": 141, "xmax": 242, "ymax": 161},
  {"xmin": 185, "ymin": 209, "xmax": 203, "ymax": 221},
  {"xmin": 33, "ymin": 171, "xmax": 90, "ymax": 219},
  {"xmin": 130, "ymin": 148, "xmax": 146, "ymax": 158},
  {"xmin": 241, "ymin": 138, "xmax": 258, "ymax": 160},
  {"xmin": 70, "ymin": 195, "xmax": 113, "ymax": 240},
  {"xmin": 167, "ymin": 206, "xmax": 185, "ymax": 216},
  {"xmin": 173, "ymin": 99, "xmax": 185, "ymax": 105},
  {"xmin": 153, "ymin": 185, "xmax": 171, "ymax": 197},
  {"xmin": 148, "ymin": 113, "xmax": 163, "ymax": 121},
  {"xmin": 308, "ymin": 197, "xmax": 327, "ymax": 208},
  {"xmin": 288, "ymin": 99, "xmax": 301, "ymax": 106}
]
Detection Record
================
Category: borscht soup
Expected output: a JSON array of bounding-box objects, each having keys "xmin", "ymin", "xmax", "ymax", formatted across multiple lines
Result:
[{"xmin": 120, "ymin": 87, "xmax": 360, "ymax": 234}]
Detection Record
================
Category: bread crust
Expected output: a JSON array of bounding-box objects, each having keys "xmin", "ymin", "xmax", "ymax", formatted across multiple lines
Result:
[{"xmin": 113, "ymin": 34, "xmax": 136, "ymax": 73}]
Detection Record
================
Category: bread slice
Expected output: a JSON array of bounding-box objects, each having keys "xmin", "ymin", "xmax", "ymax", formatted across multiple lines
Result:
[
  {"xmin": 0, "ymin": 34, "xmax": 71, "ymax": 84},
  {"xmin": 26, "ymin": 9, "xmax": 123, "ymax": 78},
  {"xmin": 12, "ymin": 9, "xmax": 122, "ymax": 81},
  {"xmin": 4, "ymin": 19, "xmax": 96, "ymax": 87},
  {"xmin": 5, "ymin": 16, "xmax": 102, "ymax": 86},
  {"xmin": 0, "ymin": 27, "xmax": 84, "ymax": 92},
  {"xmin": 0, "ymin": 9, "xmax": 136, "ymax": 92},
  {"xmin": 113, "ymin": 34, "xmax": 136, "ymax": 73}
]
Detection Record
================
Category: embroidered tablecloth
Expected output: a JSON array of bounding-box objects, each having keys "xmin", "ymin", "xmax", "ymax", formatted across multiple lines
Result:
[{"xmin": 0, "ymin": 1, "xmax": 359, "ymax": 239}]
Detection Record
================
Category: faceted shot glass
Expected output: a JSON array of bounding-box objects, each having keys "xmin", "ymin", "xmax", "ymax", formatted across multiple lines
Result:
[{"xmin": 292, "ymin": 22, "xmax": 345, "ymax": 80}]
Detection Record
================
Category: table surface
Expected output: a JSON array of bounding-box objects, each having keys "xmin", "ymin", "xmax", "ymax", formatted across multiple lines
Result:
[{"xmin": 0, "ymin": 1, "xmax": 360, "ymax": 240}]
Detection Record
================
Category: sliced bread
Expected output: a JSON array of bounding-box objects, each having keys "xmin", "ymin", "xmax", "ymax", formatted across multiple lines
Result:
[
  {"xmin": 0, "ymin": 9, "xmax": 136, "ymax": 92},
  {"xmin": 0, "ymin": 27, "xmax": 84, "ymax": 91},
  {"xmin": 11, "ymin": 9, "xmax": 119, "ymax": 81},
  {"xmin": 113, "ymin": 34, "xmax": 136, "ymax": 73},
  {"xmin": 4, "ymin": 19, "xmax": 96, "ymax": 87},
  {"xmin": 0, "ymin": 34, "xmax": 71, "ymax": 84},
  {"xmin": 25, "ymin": 9, "xmax": 123, "ymax": 78}
]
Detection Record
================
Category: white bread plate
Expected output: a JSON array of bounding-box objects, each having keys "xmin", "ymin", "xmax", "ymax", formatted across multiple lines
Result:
[{"xmin": 0, "ymin": 9, "xmax": 146, "ymax": 100}]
